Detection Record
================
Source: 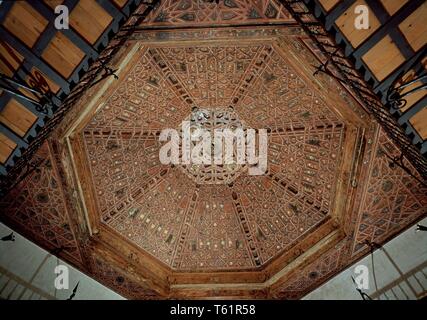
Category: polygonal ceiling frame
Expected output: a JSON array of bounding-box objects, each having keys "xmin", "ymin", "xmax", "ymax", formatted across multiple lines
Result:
[{"xmin": 59, "ymin": 27, "xmax": 377, "ymax": 298}]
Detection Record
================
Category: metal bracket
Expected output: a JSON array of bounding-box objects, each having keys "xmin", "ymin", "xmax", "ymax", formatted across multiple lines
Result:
[
  {"xmin": 0, "ymin": 73, "xmax": 55, "ymax": 115},
  {"xmin": 387, "ymin": 73, "xmax": 427, "ymax": 110}
]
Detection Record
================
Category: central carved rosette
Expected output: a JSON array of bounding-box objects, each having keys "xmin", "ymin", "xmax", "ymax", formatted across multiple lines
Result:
[{"xmin": 179, "ymin": 107, "xmax": 247, "ymax": 185}]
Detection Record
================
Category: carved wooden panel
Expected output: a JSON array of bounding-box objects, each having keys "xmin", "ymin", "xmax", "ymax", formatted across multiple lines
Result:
[
  {"xmin": 0, "ymin": 142, "xmax": 83, "ymax": 265},
  {"xmin": 145, "ymin": 0, "xmax": 293, "ymax": 26},
  {"xmin": 352, "ymin": 131, "xmax": 427, "ymax": 254},
  {"xmin": 89, "ymin": 254, "xmax": 160, "ymax": 299},
  {"xmin": 270, "ymin": 128, "xmax": 427, "ymax": 299}
]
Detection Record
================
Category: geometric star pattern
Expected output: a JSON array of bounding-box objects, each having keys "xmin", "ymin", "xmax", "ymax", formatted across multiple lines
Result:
[
  {"xmin": 145, "ymin": 0, "xmax": 293, "ymax": 26},
  {"xmin": 82, "ymin": 41, "xmax": 345, "ymax": 271},
  {"xmin": 352, "ymin": 131, "xmax": 427, "ymax": 254},
  {"xmin": 0, "ymin": 143, "xmax": 83, "ymax": 265}
]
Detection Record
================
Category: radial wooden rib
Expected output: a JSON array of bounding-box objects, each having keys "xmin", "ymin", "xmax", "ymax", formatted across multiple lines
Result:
[{"xmin": 0, "ymin": 0, "xmax": 426, "ymax": 299}]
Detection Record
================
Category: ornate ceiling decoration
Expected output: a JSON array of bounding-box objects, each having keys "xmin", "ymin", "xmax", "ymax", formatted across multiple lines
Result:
[
  {"xmin": 1, "ymin": 1, "xmax": 426, "ymax": 300},
  {"xmin": 144, "ymin": 0, "xmax": 294, "ymax": 26},
  {"xmin": 0, "ymin": 142, "xmax": 83, "ymax": 267},
  {"xmin": 179, "ymin": 108, "xmax": 247, "ymax": 185},
  {"xmin": 77, "ymin": 35, "xmax": 349, "ymax": 274}
]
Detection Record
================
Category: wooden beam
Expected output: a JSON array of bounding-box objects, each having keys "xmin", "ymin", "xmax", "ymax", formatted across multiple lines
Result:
[
  {"xmin": 352, "ymin": 0, "xmax": 423, "ymax": 61},
  {"xmin": 398, "ymin": 95, "xmax": 427, "ymax": 126},
  {"xmin": 0, "ymin": 26, "xmax": 70, "ymax": 93},
  {"xmin": 0, "ymin": 1, "xmax": 14, "ymax": 24},
  {"xmin": 29, "ymin": 0, "xmax": 99, "ymax": 59},
  {"xmin": 324, "ymin": 0, "xmax": 356, "ymax": 30},
  {"xmin": 0, "ymin": 132, "xmax": 16, "ymax": 165},
  {"xmin": 92, "ymin": 0, "xmax": 137, "ymax": 52},
  {"xmin": 96, "ymin": 0, "xmax": 126, "ymax": 21},
  {"xmin": 0, "ymin": 122, "xmax": 28, "ymax": 155},
  {"xmin": 375, "ymin": 46, "xmax": 426, "ymax": 94}
]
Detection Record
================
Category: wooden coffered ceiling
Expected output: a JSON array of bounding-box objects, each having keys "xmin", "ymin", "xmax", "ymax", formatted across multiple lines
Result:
[
  {"xmin": 0, "ymin": 0, "xmax": 426, "ymax": 299},
  {"xmin": 0, "ymin": 0, "xmax": 153, "ymax": 176},
  {"xmin": 314, "ymin": 0, "xmax": 427, "ymax": 153}
]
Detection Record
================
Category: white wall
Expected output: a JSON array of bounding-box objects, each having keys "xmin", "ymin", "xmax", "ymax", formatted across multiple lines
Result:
[
  {"xmin": 0, "ymin": 222, "xmax": 124, "ymax": 300},
  {"xmin": 1, "ymin": 217, "xmax": 426, "ymax": 300},
  {"xmin": 304, "ymin": 217, "xmax": 427, "ymax": 300}
]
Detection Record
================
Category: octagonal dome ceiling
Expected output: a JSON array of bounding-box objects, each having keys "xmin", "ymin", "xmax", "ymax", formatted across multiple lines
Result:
[
  {"xmin": 1, "ymin": 0, "xmax": 426, "ymax": 300},
  {"xmin": 72, "ymin": 30, "xmax": 355, "ymax": 275}
]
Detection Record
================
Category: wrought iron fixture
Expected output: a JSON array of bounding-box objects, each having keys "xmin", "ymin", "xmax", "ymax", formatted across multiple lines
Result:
[
  {"xmin": 0, "ymin": 72, "xmax": 55, "ymax": 115},
  {"xmin": 0, "ymin": 0, "xmax": 161, "ymax": 196},
  {"xmin": 0, "ymin": 154, "xmax": 45, "ymax": 198},
  {"xmin": 387, "ymin": 76, "xmax": 427, "ymax": 110},
  {"xmin": 278, "ymin": 0, "xmax": 427, "ymax": 181},
  {"xmin": 67, "ymin": 282, "xmax": 80, "ymax": 300},
  {"xmin": 51, "ymin": 246, "xmax": 66, "ymax": 256},
  {"xmin": 387, "ymin": 70, "xmax": 427, "ymax": 110},
  {"xmin": 364, "ymin": 239, "xmax": 381, "ymax": 252},
  {"xmin": 351, "ymin": 276, "xmax": 372, "ymax": 300},
  {"xmin": 381, "ymin": 150, "xmax": 427, "ymax": 188},
  {"xmin": 312, "ymin": 48, "xmax": 340, "ymax": 77},
  {"xmin": 0, "ymin": 39, "xmax": 59, "ymax": 114},
  {"xmin": 85, "ymin": 64, "xmax": 119, "ymax": 91},
  {"xmin": 1, "ymin": 232, "xmax": 15, "ymax": 242}
]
